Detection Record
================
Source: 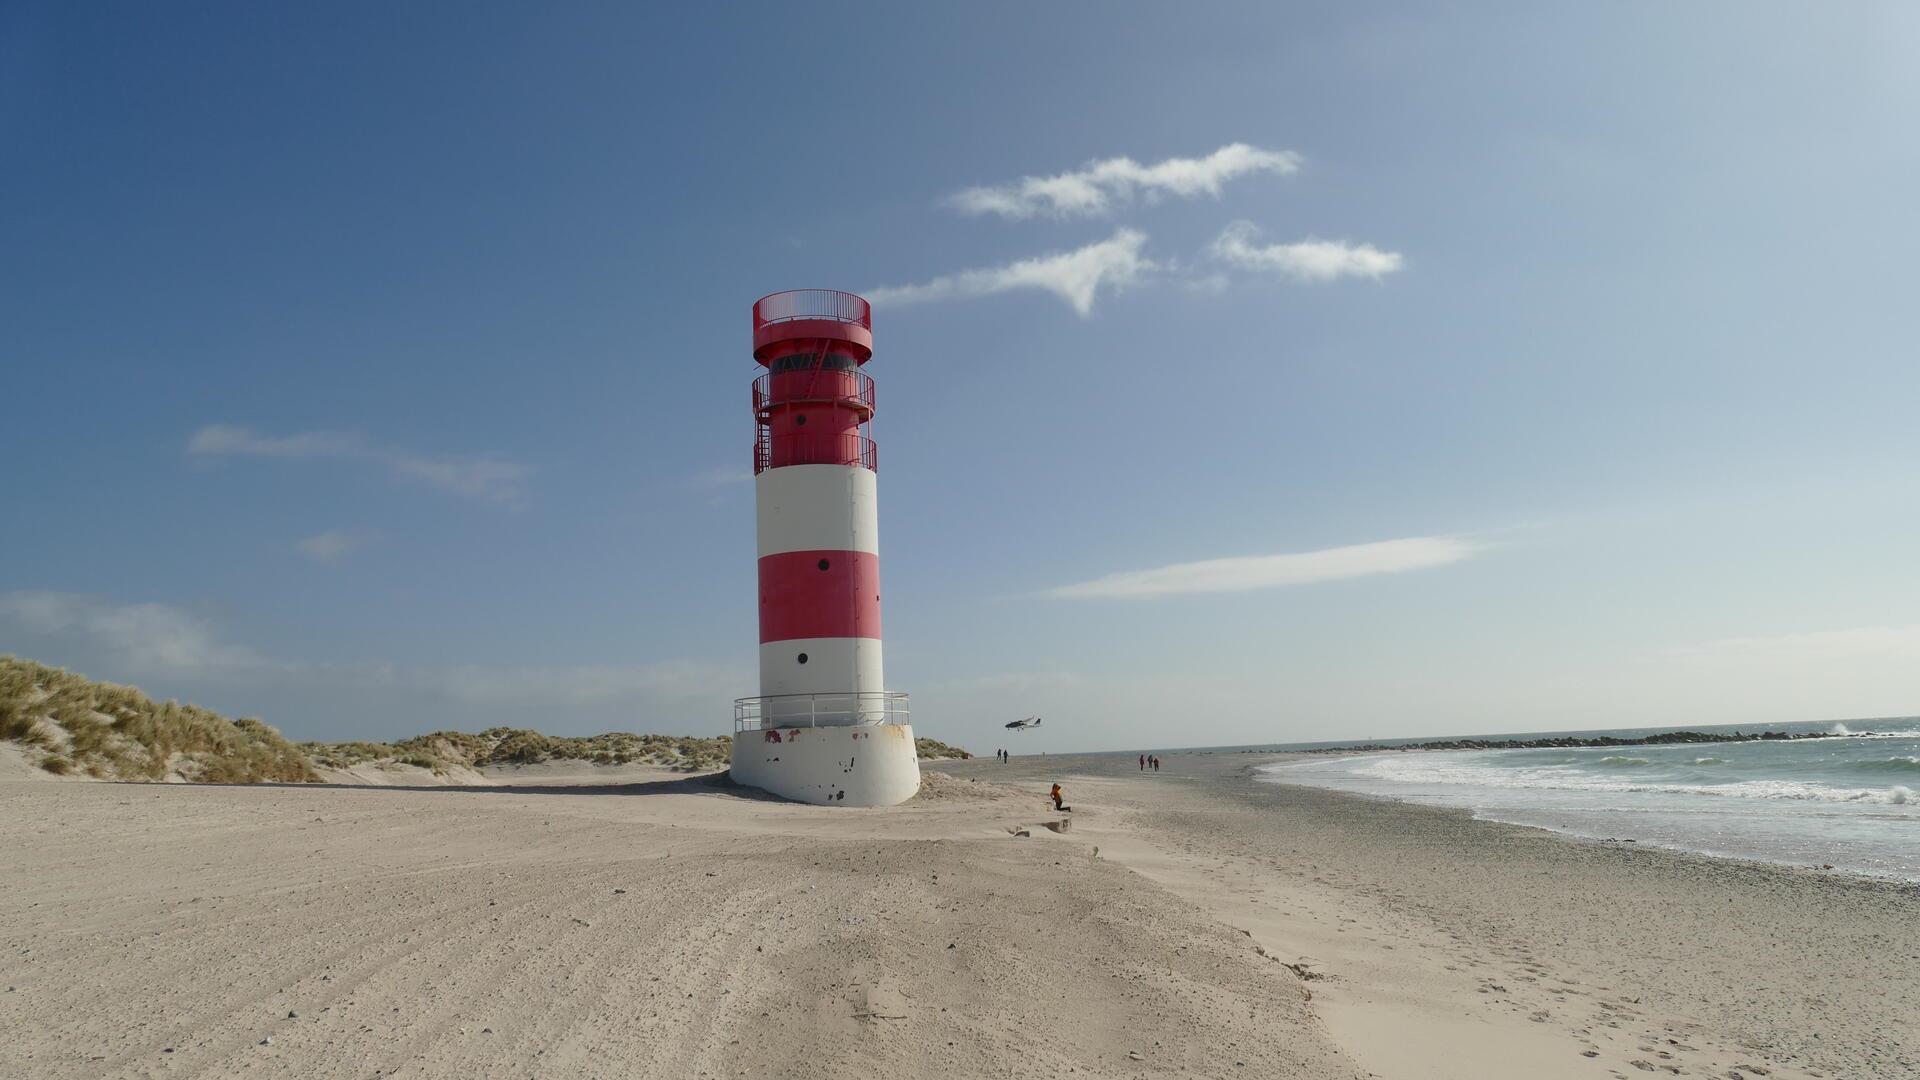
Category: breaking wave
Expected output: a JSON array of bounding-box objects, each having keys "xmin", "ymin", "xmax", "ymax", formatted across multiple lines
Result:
[
  {"xmin": 1262, "ymin": 728, "xmax": 1920, "ymax": 880},
  {"xmin": 1827, "ymin": 724, "xmax": 1920, "ymax": 738},
  {"xmin": 1348, "ymin": 756, "xmax": 1920, "ymax": 806}
]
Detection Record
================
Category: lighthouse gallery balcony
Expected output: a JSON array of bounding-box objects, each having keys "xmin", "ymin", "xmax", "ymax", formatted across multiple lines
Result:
[{"xmin": 734, "ymin": 690, "xmax": 909, "ymax": 732}]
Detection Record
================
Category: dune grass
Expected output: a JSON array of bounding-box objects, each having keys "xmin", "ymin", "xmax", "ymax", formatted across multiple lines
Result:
[
  {"xmin": 310, "ymin": 728, "xmax": 975, "ymax": 774},
  {"xmin": 0, "ymin": 656, "xmax": 318, "ymax": 783},
  {"xmin": 5, "ymin": 655, "xmax": 971, "ymax": 783},
  {"xmin": 302, "ymin": 728, "xmax": 736, "ymax": 775},
  {"xmin": 915, "ymin": 737, "xmax": 971, "ymax": 760}
]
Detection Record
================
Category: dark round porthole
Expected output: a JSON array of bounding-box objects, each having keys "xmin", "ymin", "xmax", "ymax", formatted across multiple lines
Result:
[
  {"xmin": 817, "ymin": 558, "xmax": 830, "ymax": 571},
  {"xmin": 796, "ymin": 652, "xmax": 809, "ymax": 664},
  {"xmin": 794, "ymin": 414, "xmax": 807, "ymax": 426}
]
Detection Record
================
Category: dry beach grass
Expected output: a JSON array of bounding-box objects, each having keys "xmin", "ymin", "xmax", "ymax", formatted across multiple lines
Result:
[
  {"xmin": 0, "ymin": 657, "xmax": 971, "ymax": 788},
  {"xmin": 0, "ymin": 657, "xmax": 315, "ymax": 784}
]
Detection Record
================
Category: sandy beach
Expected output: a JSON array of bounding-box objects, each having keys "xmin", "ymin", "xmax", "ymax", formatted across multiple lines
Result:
[
  {"xmin": 960, "ymin": 752, "xmax": 1918, "ymax": 1080},
  {"xmin": 3, "ymin": 755, "xmax": 1914, "ymax": 1079}
]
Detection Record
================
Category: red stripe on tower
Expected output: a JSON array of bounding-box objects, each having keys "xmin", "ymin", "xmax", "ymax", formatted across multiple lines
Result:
[{"xmin": 757, "ymin": 549, "xmax": 882, "ymax": 642}]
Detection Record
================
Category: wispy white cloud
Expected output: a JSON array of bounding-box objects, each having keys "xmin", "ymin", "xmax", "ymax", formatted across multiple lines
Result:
[
  {"xmin": 689, "ymin": 465, "xmax": 753, "ymax": 488},
  {"xmin": 0, "ymin": 591, "xmax": 289, "ymax": 676},
  {"xmin": 0, "ymin": 591, "xmax": 749, "ymax": 709},
  {"xmin": 1671, "ymin": 625, "xmax": 1920, "ymax": 664},
  {"xmin": 951, "ymin": 144, "xmax": 1301, "ymax": 220},
  {"xmin": 420, "ymin": 659, "xmax": 751, "ymax": 708},
  {"xmin": 187, "ymin": 424, "xmax": 533, "ymax": 508},
  {"xmin": 186, "ymin": 427, "xmax": 359, "ymax": 458},
  {"xmin": 1181, "ymin": 271, "xmax": 1232, "ymax": 295},
  {"xmin": 927, "ymin": 670, "xmax": 1085, "ymax": 695},
  {"xmin": 296, "ymin": 530, "xmax": 370, "ymax": 562},
  {"xmin": 867, "ymin": 229, "xmax": 1153, "ymax": 317},
  {"xmin": 1209, "ymin": 220, "xmax": 1404, "ymax": 281},
  {"xmin": 1048, "ymin": 536, "xmax": 1485, "ymax": 599}
]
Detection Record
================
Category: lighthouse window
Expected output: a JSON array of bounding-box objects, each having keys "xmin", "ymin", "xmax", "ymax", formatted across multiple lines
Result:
[
  {"xmin": 796, "ymin": 652, "xmax": 809, "ymax": 664},
  {"xmin": 817, "ymin": 558, "xmax": 830, "ymax": 571},
  {"xmin": 769, "ymin": 352, "xmax": 858, "ymax": 373}
]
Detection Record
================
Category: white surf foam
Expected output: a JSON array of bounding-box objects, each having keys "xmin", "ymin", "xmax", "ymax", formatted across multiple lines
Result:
[{"xmin": 1335, "ymin": 754, "xmax": 1919, "ymax": 807}]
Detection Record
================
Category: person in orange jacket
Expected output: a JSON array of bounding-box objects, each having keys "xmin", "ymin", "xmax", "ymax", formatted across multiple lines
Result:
[{"xmin": 1050, "ymin": 782, "xmax": 1067, "ymax": 811}]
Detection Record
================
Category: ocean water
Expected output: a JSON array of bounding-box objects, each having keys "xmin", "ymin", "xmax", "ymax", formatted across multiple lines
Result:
[{"xmin": 1257, "ymin": 721, "xmax": 1920, "ymax": 881}]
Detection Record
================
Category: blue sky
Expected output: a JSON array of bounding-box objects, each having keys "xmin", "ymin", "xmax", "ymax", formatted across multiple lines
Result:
[{"xmin": 4, "ymin": 2, "xmax": 1919, "ymax": 751}]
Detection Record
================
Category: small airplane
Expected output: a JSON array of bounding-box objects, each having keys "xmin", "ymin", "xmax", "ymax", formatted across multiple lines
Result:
[{"xmin": 1004, "ymin": 716, "xmax": 1042, "ymax": 731}]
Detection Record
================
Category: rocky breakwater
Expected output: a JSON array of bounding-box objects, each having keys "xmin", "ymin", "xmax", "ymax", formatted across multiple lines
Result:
[{"xmin": 1305, "ymin": 729, "xmax": 1846, "ymax": 755}]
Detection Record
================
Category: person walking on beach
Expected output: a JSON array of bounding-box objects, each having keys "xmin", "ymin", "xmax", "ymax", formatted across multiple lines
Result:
[
  {"xmin": 1139, "ymin": 753, "xmax": 1145, "ymax": 771},
  {"xmin": 1152, "ymin": 755, "xmax": 1160, "ymax": 772},
  {"xmin": 1050, "ymin": 782, "xmax": 1066, "ymax": 811}
]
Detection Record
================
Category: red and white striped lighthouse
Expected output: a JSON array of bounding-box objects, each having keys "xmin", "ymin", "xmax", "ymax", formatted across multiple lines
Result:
[{"xmin": 729, "ymin": 290, "xmax": 919, "ymax": 806}]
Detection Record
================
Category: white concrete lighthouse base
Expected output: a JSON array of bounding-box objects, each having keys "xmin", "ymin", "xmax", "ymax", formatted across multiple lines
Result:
[{"xmin": 729, "ymin": 723, "xmax": 921, "ymax": 807}]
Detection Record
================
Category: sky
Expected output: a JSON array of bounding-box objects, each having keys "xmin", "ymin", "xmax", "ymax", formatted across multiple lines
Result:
[{"xmin": 4, "ymin": 2, "xmax": 1919, "ymax": 753}]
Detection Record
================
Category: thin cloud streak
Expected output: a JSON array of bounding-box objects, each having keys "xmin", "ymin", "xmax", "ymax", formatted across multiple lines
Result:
[
  {"xmin": 1671, "ymin": 625, "xmax": 1920, "ymax": 663},
  {"xmin": 0, "ymin": 590, "xmax": 748, "ymax": 708},
  {"xmin": 867, "ymin": 229, "xmax": 1153, "ymax": 317},
  {"xmin": 689, "ymin": 465, "xmax": 753, "ymax": 488},
  {"xmin": 1210, "ymin": 220, "xmax": 1404, "ymax": 281},
  {"xmin": 0, "ymin": 591, "xmax": 291, "ymax": 676},
  {"xmin": 422, "ymin": 659, "xmax": 750, "ymax": 708},
  {"xmin": 1049, "ymin": 536, "xmax": 1485, "ymax": 599},
  {"xmin": 296, "ymin": 530, "xmax": 369, "ymax": 562},
  {"xmin": 188, "ymin": 424, "xmax": 532, "ymax": 508},
  {"xmin": 925, "ymin": 670, "xmax": 1085, "ymax": 694},
  {"xmin": 951, "ymin": 144, "xmax": 1301, "ymax": 220}
]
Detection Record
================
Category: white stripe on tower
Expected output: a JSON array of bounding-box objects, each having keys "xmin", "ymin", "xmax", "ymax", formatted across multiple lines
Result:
[
  {"xmin": 755, "ymin": 464, "xmax": 879, "ymax": 557},
  {"xmin": 756, "ymin": 463, "xmax": 883, "ymax": 710}
]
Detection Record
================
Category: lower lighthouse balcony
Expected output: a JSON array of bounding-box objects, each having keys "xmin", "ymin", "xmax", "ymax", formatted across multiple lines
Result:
[
  {"xmin": 729, "ymin": 690, "xmax": 919, "ymax": 806},
  {"xmin": 734, "ymin": 690, "xmax": 909, "ymax": 731}
]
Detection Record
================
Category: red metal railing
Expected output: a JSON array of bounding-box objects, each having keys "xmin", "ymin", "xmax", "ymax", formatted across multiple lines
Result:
[
  {"xmin": 752, "ymin": 370, "xmax": 874, "ymax": 418},
  {"xmin": 752, "ymin": 289, "xmax": 870, "ymax": 330},
  {"xmin": 753, "ymin": 431, "xmax": 877, "ymax": 475}
]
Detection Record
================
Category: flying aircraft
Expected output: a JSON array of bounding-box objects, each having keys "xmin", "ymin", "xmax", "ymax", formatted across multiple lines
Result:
[{"xmin": 1004, "ymin": 716, "xmax": 1042, "ymax": 731}]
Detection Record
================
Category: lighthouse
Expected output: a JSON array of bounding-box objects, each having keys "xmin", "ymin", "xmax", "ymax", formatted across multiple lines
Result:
[{"xmin": 729, "ymin": 290, "xmax": 920, "ymax": 806}]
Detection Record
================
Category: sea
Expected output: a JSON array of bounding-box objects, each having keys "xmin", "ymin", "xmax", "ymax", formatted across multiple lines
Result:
[{"xmin": 1250, "ymin": 719, "xmax": 1920, "ymax": 882}]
